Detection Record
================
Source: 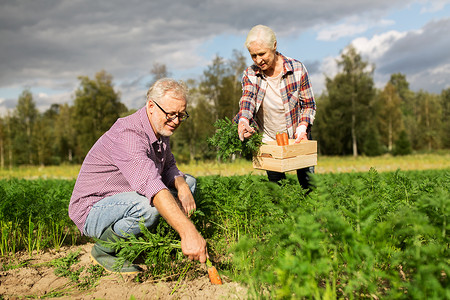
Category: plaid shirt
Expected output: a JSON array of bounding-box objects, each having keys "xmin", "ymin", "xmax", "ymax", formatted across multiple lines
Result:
[
  {"xmin": 233, "ymin": 53, "xmax": 316, "ymax": 138},
  {"xmin": 68, "ymin": 107, "xmax": 183, "ymax": 233}
]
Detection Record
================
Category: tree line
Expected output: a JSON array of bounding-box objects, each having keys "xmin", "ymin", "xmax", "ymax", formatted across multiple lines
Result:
[{"xmin": 0, "ymin": 46, "xmax": 448, "ymax": 167}]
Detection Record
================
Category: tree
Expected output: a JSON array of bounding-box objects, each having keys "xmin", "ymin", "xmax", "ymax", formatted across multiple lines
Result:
[
  {"xmin": 362, "ymin": 122, "xmax": 384, "ymax": 156},
  {"xmin": 171, "ymin": 78, "xmax": 217, "ymax": 162},
  {"xmin": 392, "ymin": 130, "xmax": 412, "ymax": 156},
  {"xmin": 315, "ymin": 93, "xmax": 348, "ymax": 155},
  {"xmin": 0, "ymin": 117, "xmax": 4, "ymax": 168},
  {"xmin": 73, "ymin": 70, "xmax": 128, "ymax": 160},
  {"xmin": 389, "ymin": 73, "xmax": 411, "ymax": 104},
  {"xmin": 14, "ymin": 89, "xmax": 38, "ymax": 164},
  {"xmin": 441, "ymin": 88, "xmax": 450, "ymax": 148},
  {"xmin": 377, "ymin": 82, "xmax": 403, "ymax": 151},
  {"xmin": 171, "ymin": 51, "xmax": 246, "ymax": 162},
  {"xmin": 388, "ymin": 73, "xmax": 417, "ymax": 150},
  {"xmin": 34, "ymin": 112, "xmax": 53, "ymax": 166},
  {"xmin": 55, "ymin": 103, "xmax": 76, "ymax": 163},
  {"xmin": 414, "ymin": 91, "xmax": 442, "ymax": 150},
  {"xmin": 229, "ymin": 50, "xmax": 248, "ymax": 114},
  {"xmin": 149, "ymin": 62, "xmax": 171, "ymax": 88},
  {"xmin": 200, "ymin": 55, "xmax": 227, "ymax": 120},
  {"xmin": 322, "ymin": 45, "xmax": 375, "ymax": 156},
  {"xmin": 3, "ymin": 112, "xmax": 14, "ymax": 168}
]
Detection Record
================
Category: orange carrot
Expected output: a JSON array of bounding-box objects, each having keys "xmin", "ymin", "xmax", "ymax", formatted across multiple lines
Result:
[
  {"xmin": 276, "ymin": 132, "xmax": 288, "ymax": 146},
  {"xmin": 276, "ymin": 132, "xmax": 284, "ymax": 146},
  {"xmin": 206, "ymin": 258, "xmax": 222, "ymax": 285},
  {"xmin": 281, "ymin": 132, "xmax": 289, "ymax": 145}
]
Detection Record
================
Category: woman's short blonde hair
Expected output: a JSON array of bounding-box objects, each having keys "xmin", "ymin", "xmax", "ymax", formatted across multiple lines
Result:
[{"xmin": 245, "ymin": 25, "xmax": 277, "ymax": 50}]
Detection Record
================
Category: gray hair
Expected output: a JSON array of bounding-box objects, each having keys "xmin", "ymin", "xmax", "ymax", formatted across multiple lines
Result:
[
  {"xmin": 245, "ymin": 25, "xmax": 277, "ymax": 50},
  {"xmin": 146, "ymin": 78, "xmax": 188, "ymax": 104}
]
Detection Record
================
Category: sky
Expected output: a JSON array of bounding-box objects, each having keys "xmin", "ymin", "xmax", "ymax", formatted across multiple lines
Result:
[{"xmin": 1, "ymin": 0, "xmax": 449, "ymax": 116}]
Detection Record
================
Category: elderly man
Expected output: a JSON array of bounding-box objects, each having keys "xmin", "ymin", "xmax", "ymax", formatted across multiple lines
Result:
[
  {"xmin": 234, "ymin": 24, "xmax": 316, "ymax": 191},
  {"xmin": 69, "ymin": 78, "xmax": 207, "ymax": 273}
]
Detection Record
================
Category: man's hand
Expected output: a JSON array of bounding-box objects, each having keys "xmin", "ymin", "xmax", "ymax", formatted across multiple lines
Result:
[
  {"xmin": 153, "ymin": 189, "xmax": 207, "ymax": 263},
  {"xmin": 178, "ymin": 189, "xmax": 196, "ymax": 217},
  {"xmin": 238, "ymin": 119, "xmax": 255, "ymax": 141},
  {"xmin": 180, "ymin": 229, "xmax": 208, "ymax": 263},
  {"xmin": 294, "ymin": 124, "xmax": 308, "ymax": 144}
]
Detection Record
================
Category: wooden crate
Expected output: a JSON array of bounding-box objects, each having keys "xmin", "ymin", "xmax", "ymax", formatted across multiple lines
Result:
[{"xmin": 253, "ymin": 140, "xmax": 317, "ymax": 172}]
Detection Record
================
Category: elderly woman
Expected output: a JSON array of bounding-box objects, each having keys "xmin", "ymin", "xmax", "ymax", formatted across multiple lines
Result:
[{"xmin": 234, "ymin": 24, "xmax": 316, "ymax": 191}]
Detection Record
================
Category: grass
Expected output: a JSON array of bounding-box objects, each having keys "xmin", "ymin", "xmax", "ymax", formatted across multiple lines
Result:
[
  {"xmin": 0, "ymin": 151, "xmax": 448, "ymax": 179},
  {"xmin": 316, "ymin": 151, "xmax": 450, "ymax": 174},
  {"xmin": 0, "ymin": 164, "xmax": 82, "ymax": 180}
]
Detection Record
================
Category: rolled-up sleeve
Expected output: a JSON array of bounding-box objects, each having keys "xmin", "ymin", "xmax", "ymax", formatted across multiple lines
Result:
[{"xmin": 239, "ymin": 73, "xmax": 257, "ymax": 122}]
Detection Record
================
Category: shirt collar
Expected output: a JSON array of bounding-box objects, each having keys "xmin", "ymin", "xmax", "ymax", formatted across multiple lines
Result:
[
  {"xmin": 138, "ymin": 106, "xmax": 159, "ymax": 145},
  {"xmin": 253, "ymin": 52, "xmax": 291, "ymax": 78}
]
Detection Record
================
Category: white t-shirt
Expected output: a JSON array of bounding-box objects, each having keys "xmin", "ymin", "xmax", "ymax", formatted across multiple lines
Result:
[{"xmin": 256, "ymin": 72, "xmax": 286, "ymax": 143}]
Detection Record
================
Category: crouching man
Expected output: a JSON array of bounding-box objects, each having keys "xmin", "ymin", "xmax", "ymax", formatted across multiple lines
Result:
[{"xmin": 69, "ymin": 78, "xmax": 207, "ymax": 273}]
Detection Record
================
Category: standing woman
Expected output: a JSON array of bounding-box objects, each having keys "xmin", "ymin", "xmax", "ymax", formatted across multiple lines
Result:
[{"xmin": 234, "ymin": 24, "xmax": 316, "ymax": 191}]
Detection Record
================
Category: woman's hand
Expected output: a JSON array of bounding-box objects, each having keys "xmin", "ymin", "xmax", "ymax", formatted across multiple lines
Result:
[
  {"xmin": 238, "ymin": 119, "xmax": 255, "ymax": 141},
  {"xmin": 294, "ymin": 124, "xmax": 308, "ymax": 144}
]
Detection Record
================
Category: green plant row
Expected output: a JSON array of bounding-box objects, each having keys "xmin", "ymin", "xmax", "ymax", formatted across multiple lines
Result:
[
  {"xmin": 109, "ymin": 169, "xmax": 449, "ymax": 299},
  {"xmin": 0, "ymin": 179, "xmax": 77, "ymax": 256},
  {"xmin": 230, "ymin": 169, "xmax": 449, "ymax": 299},
  {"xmin": 0, "ymin": 169, "xmax": 448, "ymax": 299}
]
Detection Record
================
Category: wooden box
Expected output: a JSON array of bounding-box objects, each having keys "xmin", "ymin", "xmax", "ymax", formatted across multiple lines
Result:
[{"xmin": 253, "ymin": 140, "xmax": 317, "ymax": 172}]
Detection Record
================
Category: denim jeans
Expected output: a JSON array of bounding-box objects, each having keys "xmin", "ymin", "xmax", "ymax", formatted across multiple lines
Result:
[{"xmin": 83, "ymin": 174, "xmax": 197, "ymax": 238}]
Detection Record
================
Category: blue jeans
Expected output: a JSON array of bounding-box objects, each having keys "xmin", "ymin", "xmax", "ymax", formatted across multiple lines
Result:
[{"xmin": 83, "ymin": 174, "xmax": 197, "ymax": 238}]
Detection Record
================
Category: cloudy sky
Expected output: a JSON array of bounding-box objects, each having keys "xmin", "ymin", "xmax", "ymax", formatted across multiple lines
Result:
[{"xmin": 1, "ymin": 0, "xmax": 449, "ymax": 115}]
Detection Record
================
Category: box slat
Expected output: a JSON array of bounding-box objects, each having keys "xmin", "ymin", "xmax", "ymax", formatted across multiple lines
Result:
[
  {"xmin": 253, "ymin": 139, "xmax": 317, "ymax": 172},
  {"xmin": 258, "ymin": 140, "xmax": 317, "ymax": 159},
  {"xmin": 253, "ymin": 154, "xmax": 317, "ymax": 172}
]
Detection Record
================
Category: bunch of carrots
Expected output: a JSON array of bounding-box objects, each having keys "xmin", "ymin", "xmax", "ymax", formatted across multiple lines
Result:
[{"xmin": 276, "ymin": 132, "xmax": 289, "ymax": 146}]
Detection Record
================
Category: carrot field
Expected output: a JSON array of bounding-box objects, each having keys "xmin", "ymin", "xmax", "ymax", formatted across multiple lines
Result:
[{"xmin": 0, "ymin": 153, "xmax": 448, "ymax": 299}]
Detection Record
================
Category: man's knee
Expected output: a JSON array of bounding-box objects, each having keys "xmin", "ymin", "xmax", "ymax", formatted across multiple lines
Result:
[{"xmin": 184, "ymin": 174, "xmax": 197, "ymax": 195}]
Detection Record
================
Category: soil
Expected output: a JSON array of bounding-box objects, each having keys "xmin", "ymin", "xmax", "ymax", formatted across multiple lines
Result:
[{"xmin": 0, "ymin": 243, "xmax": 248, "ymax": 300}]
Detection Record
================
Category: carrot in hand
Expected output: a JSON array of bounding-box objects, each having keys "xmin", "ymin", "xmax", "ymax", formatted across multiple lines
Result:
[{"xmin": 206, "ymin": 258, "xmax": 222, "ymax": 285}]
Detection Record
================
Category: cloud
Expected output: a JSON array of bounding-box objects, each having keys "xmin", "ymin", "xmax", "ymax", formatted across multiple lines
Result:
[
  {"xmin": 0, "ymin": 0, "xmax": 415, "ymax": 83},
  {"xmin": 419, "ymin": 0, "xmax": 450, "ymax": 13},
  {"xmin": 317, "ymin": 22, "xmax": 369, "ymax": 42},
  {"xmin": 315, "ymin": 16, "xmax": 394, "ymax": 42},
  {"xmin": 345, "ymin": 17, "xmax": 450, "ymax": 92},
  {"xmin": 350, "ymin": 30, "xmax": 408, "ymax": 60},
  {"xmin": 0, "ymin": 0, "xmax": 443, "ymax": 114},
  {"xmin": 0, "ymin": 98, "xmax": 17, "ymax": 116},
  {"xmin": 309, "ymin": 56, "xmax": 341, "ymax": 95},
  {"xmin": 377, "ymin": 18, "xmax": 450, "ymax": 74},
  {"xmin": 310, "ymin": 15, "xmax": 450, "ymax": 95},
  {"xmin": 375, "ymin": 18, "xmax": 450, "ymax": 92}
]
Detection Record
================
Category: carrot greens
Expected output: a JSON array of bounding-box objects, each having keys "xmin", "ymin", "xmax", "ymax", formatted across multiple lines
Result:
[{"xmin": 207, "ymin": 117, "xmax": 263, "ymax": 161}]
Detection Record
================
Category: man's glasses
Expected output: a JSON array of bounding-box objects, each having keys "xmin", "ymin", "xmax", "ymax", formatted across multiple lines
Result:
[{"xmin": 153, "ymin": 101, "xmax": 189, "ymax": 122}]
